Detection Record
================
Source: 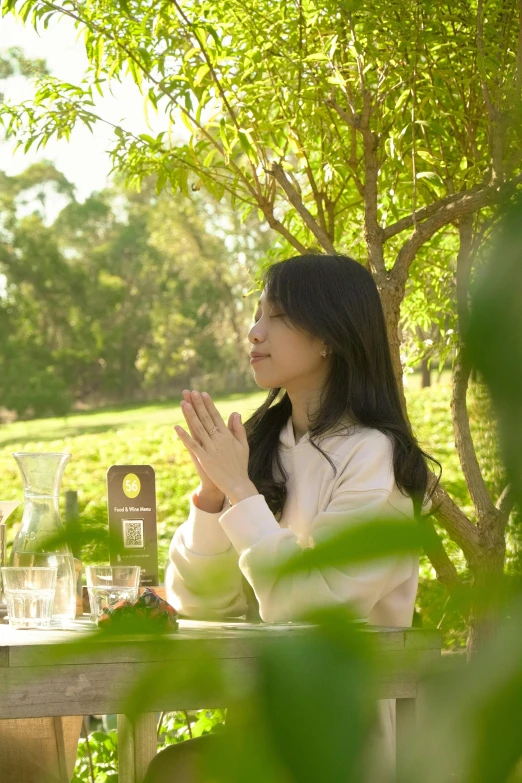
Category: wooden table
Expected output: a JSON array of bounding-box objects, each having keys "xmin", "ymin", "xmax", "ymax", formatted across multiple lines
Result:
[{"xmin": 0, "ymin": 619, "xmax": 441, "ymax": 783}]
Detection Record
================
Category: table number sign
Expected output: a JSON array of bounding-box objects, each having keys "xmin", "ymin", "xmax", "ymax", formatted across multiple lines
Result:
[{"xmin": 107, "ymin": 465, "xmax": 158, "ymax": 586}]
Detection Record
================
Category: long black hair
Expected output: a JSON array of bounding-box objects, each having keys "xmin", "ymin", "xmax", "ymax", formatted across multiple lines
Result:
[{"xmin": 243, "ymin": 254, "xmax": 441, "ymax": 519}]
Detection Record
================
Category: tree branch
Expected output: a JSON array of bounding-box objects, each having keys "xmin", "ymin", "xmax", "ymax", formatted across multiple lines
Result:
[
  {"xmin": 382, "ymin": 191, "xmax": 470, "ymax": 241},
  {"xmin": 360, "ymin": 93, "xmax": 387, "ymax": 282},
  {"xmin": 167, "ymin": 0, "xmax": 263, "ymax": 195},
  {"xmin": 496, "ymin": 485, "xmax": 516, "ymax": 530},
  {"xmin": 261, "ymin": 201, "xmax": 308, "ymax": 254},
  {"xmin": 325, "ymin": 97, "xmax": 365, "ymax": 197},
  {"xmin": 477, "ymin": 0, "xmax": 502, "ymax": 181},
  {"xmin": 36, "ymin": 0, "xmax": 263, "ymax": 207},
  {"xmin": 347, "ymin": 10, "xmax": 367, "ymax": 93},
  {"xmin": 390, "ymin": 174, "xmax": 522, "ymax": 288},
  {"xmin": 429, "ymin": 479, "xmax": 482, "ymax": 563},
  {"xmin": 268, "ymin": 163, "xmax": 337, "ymax": 254},
  {"xmin": 29, "ymin": 0, "xmax": 317, "ymax": 259},
  {"xmin": 420, "ymin": 517, "xmax": 461, "ymax": 591},
  {"xmin": 451, "ymin": 215, "xmax": 499, "ymax": 522},
  {"xmin": 328, "ymin": 92, "xmax": 386, "ymax": 279},
  {"xmin": 292, "ymin": 128, "xmax": 329, "ymax": 236},
  {"xmin": 517, "ymin": 0, "xmax": 522, "ymax": 94},
  {"xmin": 325, "ymin": 96, "xmax": 359, "ymax": 128}
]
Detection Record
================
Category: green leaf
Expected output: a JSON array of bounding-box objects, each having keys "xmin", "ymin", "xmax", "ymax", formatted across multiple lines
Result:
[
  {"xmin": 416, "ymin": 171, "xmax": 442, "ymax": 183},
  {"xmin": 180, "ymin": 112, "xmax": 194, "ymax": 134},
  {"xmin": 95, "ymin": 37, "xmax": 104, "ymax": 77},
  {"xmin": 304, "ymin": 53, "xmax": 329, "ymax": 62},
  {"xmin": 219, "ymin": 119, "xmax": 231, "ymax": 153},
  {"xmin": 238, "ymin": 130, "xmax": 253, "ymax": 157},
  {"xmin": 194, "ymin": 64, "xmax": 210, "ymax": 87},
  {"xmin": 275, "ymin": 517, "xmax": 421, "ymax": 578},
  {"xmin": 156, "ymin": 170, "xmax": 167, "ymax": 193},
  {"xmin": 184, "ymin": 46, "xmax": 199, "ymax": 61},
  {"xmin": 416, "ymin": 150, "xmax": 439, "ymax": 165},
  {"xmin": 258, "ymin": 616, "xmax": 374, "ymax": 783},
  {"xmin": 395, "ymin": 88, "xmax": 410, "ymax": 110},
  {"xmin": 203, "ymin": 148, "xmax": 217, "ymax": 167}
]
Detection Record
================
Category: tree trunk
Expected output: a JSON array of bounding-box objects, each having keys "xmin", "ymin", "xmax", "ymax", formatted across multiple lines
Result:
[
  {"xmin": 466, "ymin": 533, "xmax": 506, "ymax": 659},
  {"xmin": 421, "ymin": 358, "xmax": 431, "ymax": 388},
  {"xmin": 379, "ymin": 281, "xmax": 409, "ymax": 419}
]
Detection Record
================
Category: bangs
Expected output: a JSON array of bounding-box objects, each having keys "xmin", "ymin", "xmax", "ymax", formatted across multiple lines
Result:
[
  {"xmin": 262, "ymin": 257, "xmax": 310, "ymax": 328},
  {"xmin": 263, "ymin": 262, "xmax": 287, "ymax": 310}
]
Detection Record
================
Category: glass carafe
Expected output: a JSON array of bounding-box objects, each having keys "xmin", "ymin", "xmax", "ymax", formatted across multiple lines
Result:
[
  {"xmin": 0, "ymin": 502, "xmax": 20, "ymax": 605},
  {"xmin": 10, "ymin": 453, "xmax": 76, "ymax": 625}
]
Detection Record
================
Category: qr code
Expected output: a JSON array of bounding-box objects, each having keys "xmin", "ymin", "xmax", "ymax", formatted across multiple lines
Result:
[{"xmin": 122, "ymin": 519, "xmax": 144, "ymax": 549}]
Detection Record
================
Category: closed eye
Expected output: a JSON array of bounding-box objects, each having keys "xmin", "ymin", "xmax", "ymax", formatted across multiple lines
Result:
[{"xmin": 253, "ymin": 313, "xmax": 285, "ymax": 323}]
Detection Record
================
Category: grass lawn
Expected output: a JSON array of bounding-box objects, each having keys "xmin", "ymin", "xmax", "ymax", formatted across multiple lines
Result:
[{"xmin": 0, "ymin": 371, "xmax": 503, "ymax": 648}]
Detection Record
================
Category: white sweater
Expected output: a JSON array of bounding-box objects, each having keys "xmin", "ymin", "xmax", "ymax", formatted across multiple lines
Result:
[{"xmin": 166, "ymin": 415, "xmax": 422, "ymax": 627}]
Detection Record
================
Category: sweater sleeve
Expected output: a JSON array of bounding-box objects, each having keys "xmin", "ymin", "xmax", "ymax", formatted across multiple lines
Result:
[
  {"xmin": 165, "ymin": 491, "xmax": 248, "ymax": 619},
  {"xmin": 218, "ymin": 437, "xmax": 418, "ymax": 623}
]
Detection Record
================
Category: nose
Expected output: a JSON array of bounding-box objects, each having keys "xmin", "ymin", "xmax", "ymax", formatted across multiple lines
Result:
[{"xmin": 248, "ymin": 320, "xmax": 266, "ymax": 345}]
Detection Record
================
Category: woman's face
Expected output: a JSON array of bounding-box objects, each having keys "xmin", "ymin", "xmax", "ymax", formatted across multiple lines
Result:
[{"xmin": 247, "ymin": 290, "xmax": 329, "ymax": 391}]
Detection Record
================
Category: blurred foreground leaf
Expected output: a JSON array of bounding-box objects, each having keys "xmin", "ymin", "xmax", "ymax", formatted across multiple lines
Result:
[
  {"xmin": 401, "ymin": 596, "xmax": 522, "ymax": 783},
  {"xmin": 276, "ymin": 516, "xmax": 421, "ymax": 577},
  {"xmin": 201, "ymin": 607, "xmax": 377, "ymax": 783}
]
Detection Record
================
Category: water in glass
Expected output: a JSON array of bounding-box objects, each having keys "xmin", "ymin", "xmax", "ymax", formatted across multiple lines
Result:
[
  {"xmin": 5, "ymin": 587, "xmax": 55, "ymax": 628},
  {"xmin": 2, "ymin": 566, "xmax": 57, "ymax": 629},
  {"xmin": 10, "ymin": 552, "xmax": 76, "ymax": 624}
]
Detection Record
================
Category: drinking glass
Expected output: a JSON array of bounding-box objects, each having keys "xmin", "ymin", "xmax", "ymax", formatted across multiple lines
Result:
[
  {"xmin": 86, "ymin": 566, "xmax": 140, "ymax": 624},
  {"xmin": 1, "ymin": 567, "xmax": 57, "ymax": 629}
]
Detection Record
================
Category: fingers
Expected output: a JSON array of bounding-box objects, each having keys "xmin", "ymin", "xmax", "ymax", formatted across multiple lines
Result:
[
  {"xmin": 175, "ymin": 424, "xmax": 201, "ymax": 453},
  {"xmin": 185, "ymin": 443, "xmax": 206, "ymax": 480},
  {"xmin": 180, "ymin": 392, "xmax": 201, "ymax": 443},
  {"xmin": 199, "ymin": 391, "xmax": 228, "ymax": 432},
  {"xmin": 184, "ymin": 440, "xmax": 198, "ymax": 463},
  {"xmin": 180, "ymin": 401, "xmax": 210, "ymax": 445},
  {"xmin": 175, "ymin": 419, "xmax": 205, "ymax": 477},
  {"xmin": 182, "ymin": 389, "xmax": 227, "ymax": 435},
  {"xmin": 189, "ymin": 390, "xmax": 222, "ymax": 434}
]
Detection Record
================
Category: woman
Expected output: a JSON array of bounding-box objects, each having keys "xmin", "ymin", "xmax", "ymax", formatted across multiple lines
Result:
[{"xmin": 148, "ymin": 254, "xmax": 439, "ymax": 782}]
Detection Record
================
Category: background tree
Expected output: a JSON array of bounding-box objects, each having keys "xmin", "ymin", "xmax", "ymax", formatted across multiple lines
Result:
[
  {"xmin": 1, "ymin": 0, "xmax": 521, "ymax": 650},
  {"xmin": 0, "ymin": 164, "xmax": 267, "ymax": 414}
]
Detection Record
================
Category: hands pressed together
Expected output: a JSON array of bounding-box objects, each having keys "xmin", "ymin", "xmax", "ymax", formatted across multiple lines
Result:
[{"xmin": 175, "ymin": 389, "xmax": 258, "ymax": 507}]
